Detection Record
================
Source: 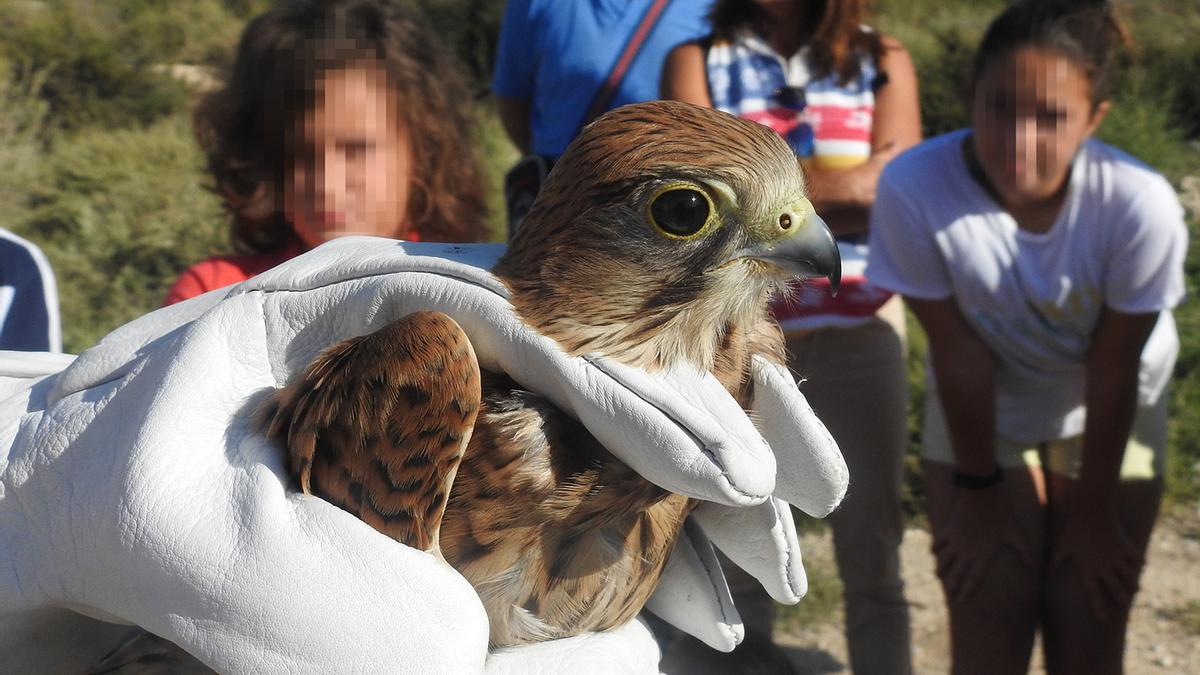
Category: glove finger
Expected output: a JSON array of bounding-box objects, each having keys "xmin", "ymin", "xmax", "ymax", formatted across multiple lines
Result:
[
  {"xmin": 645, "ymin": 518, "xmax": 743, "ymax": 652},
  {"xmin": 692, "ymin": 498, "xmax": 807, "ymax": 605},
  {"xmin": 576, "ymin": 357, "xmax": 775, "ymax": 504},
  {"xmin": 750, "ymin": 355, "xmax": 848, "ymax": 516}
]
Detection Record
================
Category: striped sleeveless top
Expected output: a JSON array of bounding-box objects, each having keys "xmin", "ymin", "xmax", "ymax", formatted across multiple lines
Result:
[{"xmin": 706, "ymin": 29, "xmax": 893, "ymax": 331}]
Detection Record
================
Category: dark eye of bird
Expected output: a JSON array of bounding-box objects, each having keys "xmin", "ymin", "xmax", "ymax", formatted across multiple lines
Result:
[{"xmin": 650, "ymin": 188, "xmax": 711, "ymax": 237}]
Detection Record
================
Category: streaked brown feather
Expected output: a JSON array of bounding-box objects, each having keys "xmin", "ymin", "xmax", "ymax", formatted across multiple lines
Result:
[
  {"xmin": 440, "ymin": 373, "xmax": 693, "ymax": 644},
  {"xmin": 264, "ymin": 310, "xmax": 480, "ymax": 553}
]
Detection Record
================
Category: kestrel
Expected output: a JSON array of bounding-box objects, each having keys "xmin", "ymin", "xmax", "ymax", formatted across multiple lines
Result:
[{"xmin": 263, "ymin": 100, "xmax": 840, "ymax": 648}]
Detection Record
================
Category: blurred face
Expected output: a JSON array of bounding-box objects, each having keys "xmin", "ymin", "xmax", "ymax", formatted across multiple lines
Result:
[
  {"xmin": 284, "ymin": 66, "xmax": 411, "ymax": 248},
  {"xmin": 970, "ymin": 46, "xmax": 1108, "ymax": 210}
]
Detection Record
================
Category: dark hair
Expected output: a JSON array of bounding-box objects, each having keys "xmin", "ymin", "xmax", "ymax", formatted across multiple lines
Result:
[
  {"xmin": 194, "ymin": 0, "xmax": 488, "ymax": 252},
  {"xmin": 972, "ymin": 0, "xmax": 1131, "ymax": 108},
  {"xmin": 708, "ymin": 0, "xmax": 883, "ymax": 86}
]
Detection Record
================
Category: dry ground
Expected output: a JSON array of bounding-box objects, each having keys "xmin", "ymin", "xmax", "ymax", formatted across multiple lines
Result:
[{"xmin": 776, "ymin": 508, "xmax": 1200, "ymax": 673}]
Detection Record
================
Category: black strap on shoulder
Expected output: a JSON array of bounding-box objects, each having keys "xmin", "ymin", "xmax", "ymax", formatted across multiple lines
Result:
[{"xmin": 579, "ymin": 0, "xmax": 673, "ymax": 130}]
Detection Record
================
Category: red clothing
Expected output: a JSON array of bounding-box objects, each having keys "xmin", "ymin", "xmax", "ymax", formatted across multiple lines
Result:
[
  {"xmin": 163, "ymin": 232, "xmax": 422, "ymax": 306},
  {"xmin": 163, "ymin": 246, "xmax": 299, "ymax": 306}
]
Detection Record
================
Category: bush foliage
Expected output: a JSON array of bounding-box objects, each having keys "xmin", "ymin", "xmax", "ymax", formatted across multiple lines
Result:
[
  {"xmin": 1, "ymin": 0, "xmax": 1197, "ymax": 507},
  {"xmin": 19, "ymin": 115, "xmax": 229, "ymax": 351}
]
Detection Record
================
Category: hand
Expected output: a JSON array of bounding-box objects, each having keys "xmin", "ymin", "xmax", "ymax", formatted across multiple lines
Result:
[
  {"xmin": 1050, "ymin": 506, "xmax": 1142, "ymax": 620},
  {"xmin": 0, "ymin": 239, "xmax": 846, "ymax": 667},
  {"xmin": 643, "ymin": 354, "xmax": 847, "ymax": 651},
  {"xmin": 932, "ymin": 481, "xmax": 1033, "ymax": 601}
]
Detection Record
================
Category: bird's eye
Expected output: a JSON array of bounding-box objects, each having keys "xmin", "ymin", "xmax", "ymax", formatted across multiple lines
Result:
[{"xmin": 648, "ymin": 186, "xmax": 714, "ymax": 239}]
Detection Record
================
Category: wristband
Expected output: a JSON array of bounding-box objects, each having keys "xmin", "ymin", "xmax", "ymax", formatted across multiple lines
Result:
[{"xmin": 952, "ymin": 466, "xmax": 1004, "ymax": 490}]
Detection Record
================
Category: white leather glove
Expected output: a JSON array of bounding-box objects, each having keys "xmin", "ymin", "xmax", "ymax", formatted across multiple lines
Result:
[{"xmin": 0, "ymin": 237, "xmax": 846, "ymax": 672}]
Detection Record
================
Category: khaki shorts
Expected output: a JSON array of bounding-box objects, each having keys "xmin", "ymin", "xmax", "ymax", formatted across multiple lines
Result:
[{"xmin": 921, "ymin": 387, "xmax": 1168, "ymax": 480}]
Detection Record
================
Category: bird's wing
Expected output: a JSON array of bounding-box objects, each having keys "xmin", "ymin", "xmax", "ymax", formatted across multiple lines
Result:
[{"xmin": 262, "ymin": 311, "xmax": 481, "ymax": 554}]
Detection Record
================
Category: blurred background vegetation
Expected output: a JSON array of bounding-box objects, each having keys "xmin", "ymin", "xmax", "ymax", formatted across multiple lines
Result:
[{"xmin": 0, "ymin": 0, "xmax": 1197, "ymax": 512}]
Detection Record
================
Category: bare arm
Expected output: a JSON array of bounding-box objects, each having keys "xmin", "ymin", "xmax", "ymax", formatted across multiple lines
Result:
[
  {"xmin": 808, "ymin": 35, "xmax": 922, "ymax": 235},
  {"xmin": 660, "ymin": 42, "xmax": 714, "ymax": 107},
  {"xmin": 906, "ymin": 296, "xmax": 997, "ymax": 476},
  {"xmin": 496, "ymin": 95, "xmax": 533, "ymax": 156},
  {"xmin": 1048, "ymin": 307, "xmax": 1160, "ymax": 617},
  {"xmin": 1077, "ymin": 308, "xmax": 1159, "ymax": 507},
  {"xmin": 909, "ymin": 295, "xmax": 1036, "ymax": 599}
]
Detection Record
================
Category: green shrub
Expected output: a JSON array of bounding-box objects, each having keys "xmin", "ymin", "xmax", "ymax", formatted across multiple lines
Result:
[
  {"xmin": 117, "ymin": 0, "xmax": 272, "ymax": 68},
  {"xmin": 0, "ymin": 0, "xmax": 268, "ymax": 132},
  {"xmin": 1121, "ymin": 0, "xmax": 1200, "ymax": 141},
  {"xmin": 411, "ymin": 0, "xmax": 505, "ymax": 96},
  {"xmin": 902, "ymin": 310, "xmax": 929, "ymax": 525},
  {"xmin": 1176, "ymin": 600, "xmax": 1200, "ymax": 636},
  {"xmin": 0, "ymin": 0, "xmax": 185, "ymax": 131},
  {"xmin": 774, "ymin": 547, "xmax": 844, "ymax": 631},
  {"xmin": 13, "ymin": 113, "xmax": 229, "ymax": 353},
  {"xmin": 877, "ymin": 1, "xmax": 1003, "ymax": 139},
  {"xmin": 0, "ymin": 63, "xmax": 50, "ymax": 229},
  {"xmin": 474, "ymin": 100, "xmax": 520, "ymax": 241},
  {"xmin": 1166, "ymin": 212, "xmax": 1200, "ymax": 507}
]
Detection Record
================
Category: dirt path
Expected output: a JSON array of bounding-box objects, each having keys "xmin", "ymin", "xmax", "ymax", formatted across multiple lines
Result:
[{"xmin": 776, "ymin": 509, "xmax": 1200, "ymax": 673}]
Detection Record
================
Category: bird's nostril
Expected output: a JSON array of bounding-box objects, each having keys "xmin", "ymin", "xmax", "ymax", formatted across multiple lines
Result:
[{"xmin": 779, "ymin": 213, "xmax": 792, "ymax": 230}]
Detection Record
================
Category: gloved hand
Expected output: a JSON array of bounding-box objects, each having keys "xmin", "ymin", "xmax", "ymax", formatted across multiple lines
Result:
[{"xmin": 0, "ymin": 237, "xmax": 846, "ymax": 672}]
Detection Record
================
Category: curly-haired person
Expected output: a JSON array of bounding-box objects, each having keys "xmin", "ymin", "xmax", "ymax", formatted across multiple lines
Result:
[{"xmin": 166, "ymin": 0, "xmax": 488, "ymax": 305}]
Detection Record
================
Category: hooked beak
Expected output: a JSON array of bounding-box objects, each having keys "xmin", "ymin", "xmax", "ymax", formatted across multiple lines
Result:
[{"xmin": 738, "ymin": 210, "xmax": 841, "ymax": 295}]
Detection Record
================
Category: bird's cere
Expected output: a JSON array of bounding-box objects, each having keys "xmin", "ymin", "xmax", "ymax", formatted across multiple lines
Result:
[{"xmin": 732, "ymin": 207, "xmax": 841, "ymax": 292}]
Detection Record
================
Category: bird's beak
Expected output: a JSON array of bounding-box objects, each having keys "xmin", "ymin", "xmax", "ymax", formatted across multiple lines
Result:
[{"xmin": 736, "ymin": 209, "xmax": 841, "ymax": 295}]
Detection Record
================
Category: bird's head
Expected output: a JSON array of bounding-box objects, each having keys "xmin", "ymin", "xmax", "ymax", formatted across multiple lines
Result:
[{"xmin": 494, "ymin": 100, "xmax": 840, "ymax": 372}]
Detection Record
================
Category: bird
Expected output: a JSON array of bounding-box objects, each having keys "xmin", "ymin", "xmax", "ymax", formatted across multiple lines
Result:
[{"xmin": 261, "ymin": 100, "xmax": 841, "ymax": 648}]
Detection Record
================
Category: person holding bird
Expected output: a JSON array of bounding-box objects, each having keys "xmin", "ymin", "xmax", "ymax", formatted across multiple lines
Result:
[
  {"xmin": 0, "ymin": 100, "xmax": 850, "ymax": 672},
  {"xmin": 662, "ymin": 1, "xmax": 921, "ymax": 672},
  {"xmin": 867, "ymin": 2, "xmax": 1188, "ymax": 673},
  {"xmin": 164, "ymin": 0, "xmax": 489, "ymax": 306},
  {"xmin": 3, "ymin": 0, "xmax": 856, "ymax": 670},
  {"xmin": 265, "ymin": 99, "xmax": 842, "ymax": 649}
]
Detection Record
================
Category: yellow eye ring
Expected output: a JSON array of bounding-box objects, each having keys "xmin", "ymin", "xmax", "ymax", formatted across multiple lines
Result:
[{"xmin": 646, "ymin": 182, "xmax": 716, "ymax": 240}]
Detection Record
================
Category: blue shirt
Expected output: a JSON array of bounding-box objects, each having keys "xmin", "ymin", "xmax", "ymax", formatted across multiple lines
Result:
[
  {"xmin": 492, "ymin": 0, "xmax": 712, "ymax": 159},
  {"xmin": 0, "ymin": 229, "xmax": 61, "ymax": 352}
]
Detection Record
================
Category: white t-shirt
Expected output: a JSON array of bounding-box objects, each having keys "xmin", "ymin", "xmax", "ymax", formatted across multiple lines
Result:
[{"xmin": 867, "ymin": 130, "xmax": 1188, "ymax": 443}]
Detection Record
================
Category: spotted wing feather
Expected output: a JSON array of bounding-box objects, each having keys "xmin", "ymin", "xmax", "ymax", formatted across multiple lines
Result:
[{"xmin": 263, "ymin": 311, "xmax": 481, "ymax": 554}]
